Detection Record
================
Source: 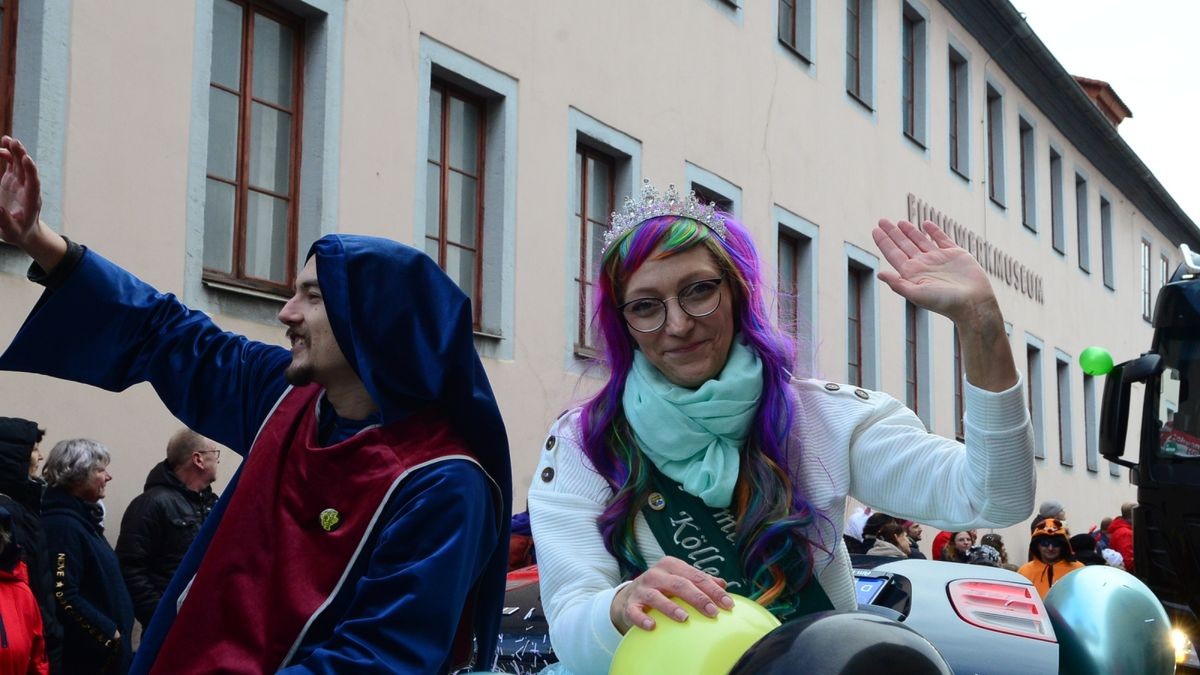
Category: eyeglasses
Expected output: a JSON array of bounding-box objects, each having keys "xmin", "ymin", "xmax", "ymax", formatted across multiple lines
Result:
[
  {"xmin": 195, "ymin": 449, "xmax": 221, "ymax": 462},
  {"xmin": 618, "ymin": 274, "xmax": 726, "ymax": 333},
  {"xmin": 1037, "ymin": 540, "xmax": 1062, "ymax": 548}
]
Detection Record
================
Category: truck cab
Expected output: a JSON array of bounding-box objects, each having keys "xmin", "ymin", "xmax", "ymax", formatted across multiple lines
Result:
[{"xmin": 1100, "ymin": 244, "xmax": 1200, "ymax": 668}]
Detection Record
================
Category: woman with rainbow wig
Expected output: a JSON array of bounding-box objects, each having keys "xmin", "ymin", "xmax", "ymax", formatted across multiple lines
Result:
[{"xmin": 528, "ymin": 180, "xmax": 1034, "ymax": 674}]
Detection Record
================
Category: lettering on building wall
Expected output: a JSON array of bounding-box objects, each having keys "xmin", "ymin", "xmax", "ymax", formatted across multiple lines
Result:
[{"xmin": 908, "ymin": 194, "xmax": 1044, "ymax": 304}]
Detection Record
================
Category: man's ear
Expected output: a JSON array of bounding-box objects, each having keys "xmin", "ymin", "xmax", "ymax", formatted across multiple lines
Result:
[{"xmin": 190, "ymin": 452, "xmax": 205, "ymax": 471}]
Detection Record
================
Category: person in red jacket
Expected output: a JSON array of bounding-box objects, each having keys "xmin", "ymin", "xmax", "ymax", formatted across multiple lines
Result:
[
  {"xmin": 0, "ymin": 506, "xmax": 48, "ymax": 675},
  {"xmin": 1107, "ymin": 502, "xmax": 1136, "ymax": 573},
  {"xmin": 931, "ymin": 530, "xmax": 951, "ymax": 561}
]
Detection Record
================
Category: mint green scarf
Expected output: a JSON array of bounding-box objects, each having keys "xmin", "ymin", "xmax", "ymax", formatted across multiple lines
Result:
[{"xmin": 622, "ymin": 338, "xmax": 763, "ymax": 508}]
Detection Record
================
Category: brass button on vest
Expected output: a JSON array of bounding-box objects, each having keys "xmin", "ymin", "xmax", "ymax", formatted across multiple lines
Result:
[{"xmin": 319, "ymin": 508, "xmax": 341, "ymax": 532}]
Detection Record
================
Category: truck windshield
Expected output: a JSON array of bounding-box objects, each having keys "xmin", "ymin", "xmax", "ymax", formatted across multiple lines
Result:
[{"xmin": 1156, "ymin": 330, "xmax": 1200, "ymax": 458}]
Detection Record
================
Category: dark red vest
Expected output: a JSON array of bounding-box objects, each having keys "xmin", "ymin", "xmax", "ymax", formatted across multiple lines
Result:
[{"xmin": 150, "ymin": 384, "xmax": 480, "ymax": 673}]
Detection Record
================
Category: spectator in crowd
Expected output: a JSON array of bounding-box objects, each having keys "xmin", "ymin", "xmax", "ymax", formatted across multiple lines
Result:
[
  {"xmin": 1090, "ymin": 517, "xmax": 1112, "ymax": 551},
  {"xmin": 41, "ymin": 439, "xmax": 133, "ymax": 675},
  {"xmin": 966, "ymin": 544, "xmax": 1001, "ymax": 567},
  {"xmin": 1038, "ymin": 500, "xmax": 1066, "ymax": 523},
  {"xmin": 930, "ymin": 529, "xmax": 952, "ymax": 561},
  {"xmin": 1069, "ymin": 533, "xmax": 1105, "ymax": 566},
  {"xmin": 1101, "ymin": 548, "xmax": 1125, "ymax": 568},
  {"xmin": 866, "ymin": 522, "xmax": 911, "ymax": 558},
  {"xmin": 861, "ymin": 512, "xmax": 897, "ymax": 553},
  {"xmin": 979, "ymin": 533, "xmax": 1017, "ymax": 571},
  {"xmin": 0, "ymin": 418, "xmax": 60, "ymax": 672},
  {"xmin": 1018, "ymin": 518, "xmax": 1084, "ymax": 598},
  {"xmin": 0, "ymin": 505, "xmax": 48, "ymax": 675},
  {"xmin": 903, "ymin": 520, "xmax": 926, "ymax": 559},
  {"xmin": 115, "ymin": 429, "xmax": 219, "ymax": 629},
  {"xmin": 941, "ymin": 531, "xmax": 974, "ymax": 563},
  {"xmin": 843, "ymin": 506, "xmax": 871, "ymax": 554},
  {"xmin": 1108, "ymin": 502, "xmax": 1135, "ymax": 573},
  {"xmin": 1029, "ymin": 500, "xmax": 1066, "ymax": 535}
]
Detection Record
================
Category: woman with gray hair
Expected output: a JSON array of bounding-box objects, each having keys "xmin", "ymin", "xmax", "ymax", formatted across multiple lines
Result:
[{"xmin": 41, "ymin": 439, "xmax": 133, "ymax": 674}]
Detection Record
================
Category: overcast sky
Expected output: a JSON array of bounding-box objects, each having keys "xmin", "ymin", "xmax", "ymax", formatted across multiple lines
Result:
[{"xmin": 1006, "ymin": 0, "xmax": 1200, "ymax": 228}]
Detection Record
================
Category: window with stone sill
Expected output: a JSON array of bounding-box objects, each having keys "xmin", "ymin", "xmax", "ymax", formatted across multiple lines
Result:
[{"xmin": 202, "ymin": 0, "xmax": 304, "ymax": 297}]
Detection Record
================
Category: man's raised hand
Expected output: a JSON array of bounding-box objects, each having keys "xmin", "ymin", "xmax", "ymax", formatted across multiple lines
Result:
[
  {"xmin": 0, "ymin": 136, "xmax": 42, "ymax": 246},
  {"xmin": 0, "ymin": 136, "xmax": 66, "ymax": 272}
]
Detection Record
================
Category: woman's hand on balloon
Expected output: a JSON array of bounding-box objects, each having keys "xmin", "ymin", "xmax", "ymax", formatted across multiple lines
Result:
[{"xmin": 610, "ymin": 556, "xmax": 734, "ymax": 634}]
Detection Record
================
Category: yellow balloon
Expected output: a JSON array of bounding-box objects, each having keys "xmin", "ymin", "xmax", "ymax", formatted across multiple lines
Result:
[{"xmin": 609, "ymin": 594, "xmax": 781, "ymax": 675}]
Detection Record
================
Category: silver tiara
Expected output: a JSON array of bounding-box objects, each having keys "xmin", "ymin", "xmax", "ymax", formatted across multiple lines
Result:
[{"xmin": 600, "ymin": 178, "xmax": 729, "ymax": 258}]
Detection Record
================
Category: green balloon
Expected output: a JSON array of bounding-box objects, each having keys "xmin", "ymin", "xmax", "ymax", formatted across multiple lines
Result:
[{"xmin": 1079, "ymin": 346, "xmax": 1114, "ymax": 376}]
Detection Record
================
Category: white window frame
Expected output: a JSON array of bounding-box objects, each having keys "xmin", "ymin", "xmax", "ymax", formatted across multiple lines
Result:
[
  {"xmin": 1055, "ymin": 350, "xmax": 1074, "ymax": 467},
  {"xmin": 904, "ymin": 301, "xmax": 933, "ymax": 429},
  {"xmin": 776, "ymin": 206, "xmax": 819, "ymax": 378},
  {"xmin": 0, "ymin": 1, "xmax": 71, "ymax": 277},
  {"xmin": 1141, "ymin": 237, "xmax": 1153, "ymax": 322},
  {"xmin": 946, "ymin": 38, "xmax": 971, "ymax": 181},
  {"xmin": 844, "ymin": 0, "xmax": 875, "ymax": 109},
  {"xmin": 1018, "ymin": 112, "xmax": 1037, "ymax": 233},
  {"xmin": 564, "ymin": 108, "xmax": 641, "ymax": 372},
  {"xmin": 777, "ymin": 0, "xmax": 815, "ymax": 66},
  {"xmin": 1084, "ymin": 373, "xmax": 1099, "ymax": 473},
  {"xmin": 1100, "ymin": 193, "xmax": 1115, "ymax": 290},
  {"xmin": 900, "ymin": 0, "xmax": 929, "ymax": 149},
  {"xmin": 415, "ymin": 36, "xmax": 518, "ymax": 359},
  {"xmin": 685, "ymin": 162, "xmax": 742, "ymax": 221},
  {"xmin": 845, "ymin": 243, "xmax": 879, "ymax": 389},
  {"xmin": 182, "ymin": 0, "xmax": 344, "ymax": 323},
  {"xmin": 1049, "ymin": 144, "xmax": 1065, "ymax": 255},
  {"xmin": 1026, "ymin": 334, "xmax": 1046, "ymax": 460},
  {"xmin": 985, "ymin": 80, "xmax": 1007, "ymax": 209},
  {"xmin": 1075, "ymin": 170, "xmax": 1091, "ymax": 274}
]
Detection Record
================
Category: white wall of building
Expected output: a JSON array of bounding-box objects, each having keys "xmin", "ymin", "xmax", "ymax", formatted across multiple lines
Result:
[{"xmin": 0, "ymin": 1, "xmax": 1188, "ymax": 560}]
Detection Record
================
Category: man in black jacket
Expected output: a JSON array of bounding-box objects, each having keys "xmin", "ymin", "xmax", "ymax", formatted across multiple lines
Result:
[
  {"xmin": 0, "ymin": 416, "xmax": 62, "ymax": 672},
  {"xmin": 115, "ymin": 429, "xmax": 218, "ymax": 628}
]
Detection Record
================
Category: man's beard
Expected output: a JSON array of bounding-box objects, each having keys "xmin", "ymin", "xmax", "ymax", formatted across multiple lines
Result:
[{"xmin": 285, "ymin": 361, "xmax": 314, "ymax": 386}]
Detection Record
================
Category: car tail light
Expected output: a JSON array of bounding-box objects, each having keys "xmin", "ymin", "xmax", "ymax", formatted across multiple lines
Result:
[{"xmin": 947, "ymin": 579, "xmax": 1056, "ymax": 642}]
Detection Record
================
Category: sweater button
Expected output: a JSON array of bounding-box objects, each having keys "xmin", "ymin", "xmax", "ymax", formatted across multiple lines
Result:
[
  {"xmin": 545, "ymin": 435, "xmax": 557, "ymax": 451},
  {"xmin": 854, "ymin": 389, "xmax": 870, "ymax": 400},
  {"xmin": 824, "ymin": 382, "xmax": 840, "ymax": 392},
  {"xmin": 541, "ymin": 467, "xmax": 555, "ymax": 482}
]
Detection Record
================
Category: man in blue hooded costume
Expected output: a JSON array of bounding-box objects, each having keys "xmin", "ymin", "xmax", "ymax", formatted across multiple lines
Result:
[{"xmin": 0, "ymin": 136, "xmax": 512, "ymax": 674}]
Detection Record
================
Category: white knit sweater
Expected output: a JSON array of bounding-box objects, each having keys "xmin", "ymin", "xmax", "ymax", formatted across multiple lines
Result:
[{"xmin": 528, "ymin": 376, "xmax": 1034, "ymax": 675}]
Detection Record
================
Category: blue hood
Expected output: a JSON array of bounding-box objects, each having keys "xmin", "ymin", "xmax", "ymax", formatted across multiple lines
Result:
[{"xmin": 308, "ymin": 234, "xmax": 513, "ymax": 666}]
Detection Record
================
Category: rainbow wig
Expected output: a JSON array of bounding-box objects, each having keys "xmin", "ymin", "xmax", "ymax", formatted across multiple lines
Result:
[{"xmin": 580, "ymin": 213, "xmax": 829, "ymax": 617}]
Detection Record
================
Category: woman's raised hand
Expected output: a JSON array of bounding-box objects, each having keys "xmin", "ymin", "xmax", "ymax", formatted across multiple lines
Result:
[
  {"xmin": 873, "ymin": 218, "xmax": 1018, "ymax": 392},
  {"xmin": 610, "ymin": 556, "xmax": 734, "ymax": 634},
  {"xmin": 871, "ymin": 219, "xmax": 997, "ymax": 326}
]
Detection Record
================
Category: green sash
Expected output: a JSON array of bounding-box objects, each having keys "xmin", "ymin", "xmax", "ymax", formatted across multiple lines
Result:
[{"xmin": 639, "ymin": 463, "xmax": 834, "ymax": 620}]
